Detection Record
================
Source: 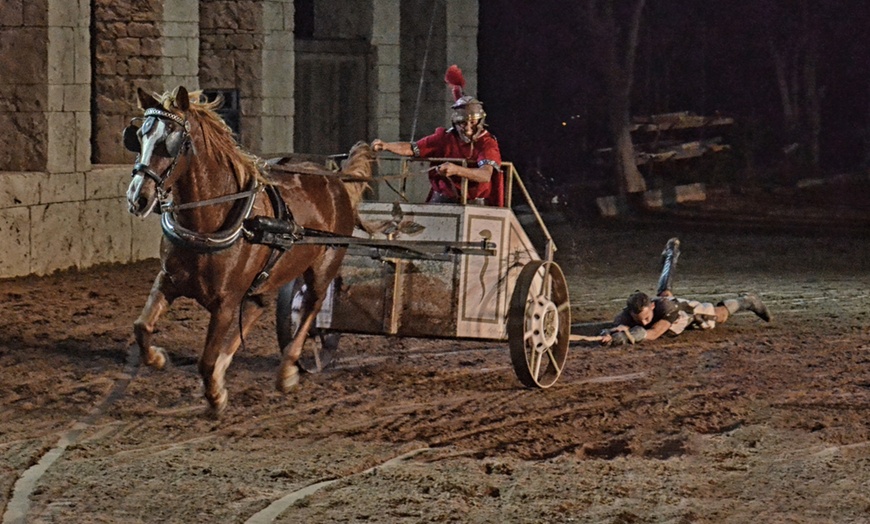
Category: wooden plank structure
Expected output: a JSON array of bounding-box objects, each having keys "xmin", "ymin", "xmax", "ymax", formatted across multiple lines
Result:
[
  {"xmin": 595, "ymin": 111, "xmax": 735, "ymax": 215},
  {"xmin": 596, "ymin": 111, "xmax": 735, "ymax": 166},
  {"xmin": 629, "ymin": 111, "xmax": 735, "ymax": 133}
]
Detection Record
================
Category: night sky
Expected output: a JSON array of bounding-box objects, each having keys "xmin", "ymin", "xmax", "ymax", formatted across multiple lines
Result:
[{"xmin": 477, "ymin": 1, "xmax": 870, "ymax": 188}]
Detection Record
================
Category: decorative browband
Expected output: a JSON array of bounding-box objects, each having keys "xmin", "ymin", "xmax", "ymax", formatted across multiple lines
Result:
[{"xmin": 144, "ymin": 107, "xmax": 186, "ymax": 127}]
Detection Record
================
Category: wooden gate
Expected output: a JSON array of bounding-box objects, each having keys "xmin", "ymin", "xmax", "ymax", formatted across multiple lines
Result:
[{"xmin": 294, "ymin": 39, "xmax": 370, "ymax": 155}]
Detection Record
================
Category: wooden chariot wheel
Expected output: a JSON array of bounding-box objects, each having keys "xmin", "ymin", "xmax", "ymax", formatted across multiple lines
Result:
[
  {"xmin": 508, "ymin": 260, "xmax": 571, "ymax": 388},
  {"xmin": 276, "ymin": 280, "xmax": 340, "ymax": 373}
]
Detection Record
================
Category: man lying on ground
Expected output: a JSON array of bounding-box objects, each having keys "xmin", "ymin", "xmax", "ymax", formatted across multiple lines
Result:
[{"xmin": 599, "ymin": 238, "xmax": 772, "ymax": 346}]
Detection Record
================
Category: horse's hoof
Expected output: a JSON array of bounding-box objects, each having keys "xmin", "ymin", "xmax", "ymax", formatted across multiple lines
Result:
[
  {"xmin": 207, "ymin": 389, "xmax": 228, "ymax": 417},
  {"xmin": 146, "ymin": 346, "xmax": 167, "ymax": 369},
  {"xmin": 276, "ymin": 365, "xmax": 300, "ymax": 393}
]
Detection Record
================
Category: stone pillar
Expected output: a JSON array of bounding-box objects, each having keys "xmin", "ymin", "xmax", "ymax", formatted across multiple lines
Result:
[
  {"xmin": 446, "ymin": 0, "xmax": 478, "ymax": 122},
  {"xmin": 48, "ymin": 0, "xmax": 91, "ymax": 175},
  {"xmin": 162, "ymin": 0, "xmax": 200, "ymax": 90},
  {"xmin": 371, "ymin": 0, "xmax": 401, "ymax": 142},
  {"xmin": 21, "ymin": 0, "xmax": 92, "ymax": 276},
  {"xmin": 400, "ymin": 0, "xmax": 448, "ymax": 142},
  {"xmin": 259, "ymin": 0, "xmax": 294, "ymax": 155}
]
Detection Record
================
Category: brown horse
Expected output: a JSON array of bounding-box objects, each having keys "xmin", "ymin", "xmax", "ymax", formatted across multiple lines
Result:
[{"xmin": 124, "ymin": 86, "xmax": 372, "ymax": 414}]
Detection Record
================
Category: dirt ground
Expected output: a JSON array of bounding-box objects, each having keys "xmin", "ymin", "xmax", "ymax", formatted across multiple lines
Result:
[{"xmin": 2, "ymin": 186, "xmax": 869, "ymax": 523}]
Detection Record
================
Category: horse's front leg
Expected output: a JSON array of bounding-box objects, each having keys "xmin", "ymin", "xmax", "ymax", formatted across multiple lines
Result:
[
  {"xmin": 199, "ymin": 296, "xmax": 266, "ymax": 415},
  {"xmin": 134, "ymin": 270, "xmax": 177, "ymax": 369}
]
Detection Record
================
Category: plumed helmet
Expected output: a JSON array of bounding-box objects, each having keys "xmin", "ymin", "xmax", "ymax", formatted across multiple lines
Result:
[{"xmin": 444, "ymin": 65, "xmax": 486, "ymax": 142}]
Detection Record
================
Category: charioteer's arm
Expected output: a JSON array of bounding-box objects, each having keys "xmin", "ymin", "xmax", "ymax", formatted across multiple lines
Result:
[
  {"xmin": 371, "ymin": 139, "xmax": 413, "ymax": 157},
  {"xmin": 434, "ymin": 162, "xmax": 494, "ymax": 183},
  {"xmin": 371, "ymin": 139, "xmax": 494, "ymax": 183}
]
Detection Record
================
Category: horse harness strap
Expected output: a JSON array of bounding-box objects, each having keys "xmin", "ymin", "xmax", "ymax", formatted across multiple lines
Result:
[
  {"xmin": 129, "ymin": 108, "xmax": 193, "ymax": 191},
  {"xmin": 161, "ymin": 178, "xmax": 262, "ymax": 251},
  {"xmin": 265, "ymin": 160, "xmax": 360, "ymax": 181},
  {"xmin": 246, "ymin": 184, "xmax": 292, "ymax": 296}
]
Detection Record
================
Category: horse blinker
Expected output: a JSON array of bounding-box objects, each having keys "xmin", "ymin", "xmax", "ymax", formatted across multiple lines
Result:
[
  {"xmin": 123, "ymin": 125, "xmax": 141, "ymax": 153},
  {"xmin": 165, "ymin": 130, "xmax": 187, "ymax": 157}
]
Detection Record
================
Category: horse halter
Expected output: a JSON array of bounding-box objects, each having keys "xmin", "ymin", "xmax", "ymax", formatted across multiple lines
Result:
[{"xmin": 124, "ymin": 107, "xmax": 192, "ymax": 189}]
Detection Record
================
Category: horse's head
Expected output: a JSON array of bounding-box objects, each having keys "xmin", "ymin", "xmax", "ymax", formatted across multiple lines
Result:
[{"xmin": 125, "ymin": 86, "xmax": 194, "ymax": 217}]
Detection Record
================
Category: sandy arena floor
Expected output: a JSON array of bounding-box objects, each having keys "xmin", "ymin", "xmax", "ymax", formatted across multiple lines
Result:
[{"xmin": 1, "ymin": 203, "xmax": 869, "ymax": 523}]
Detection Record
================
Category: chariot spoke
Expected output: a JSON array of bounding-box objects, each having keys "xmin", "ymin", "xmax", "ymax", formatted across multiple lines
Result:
[
  {"xmin": 531, "ymin": 348, "xmax": 544, "ymax": 379},
  {"xmin": 546, "ymin": 348, "xmax": 562, "ymax": 374},
  {"xmin": 530, "ymin": 276, "xmax": 543, "ymax": 297},
  {"xmin": 540, "ymin": 266, "xmax": 552, "ymax": 300}
]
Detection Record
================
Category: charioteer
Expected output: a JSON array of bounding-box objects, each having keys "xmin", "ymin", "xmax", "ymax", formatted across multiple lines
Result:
[{"xmin": 371, "ymin": 64, "xmax": 502, "ymax": 205}]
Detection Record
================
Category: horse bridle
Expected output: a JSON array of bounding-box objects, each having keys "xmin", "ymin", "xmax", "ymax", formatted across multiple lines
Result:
[
  {"xmin": 124, "ymin": 107, "xmax": 193, "ymax": 197},
  {"xmin": 125, "ymin": 107, "xmax": 263, "ymax": 211},
  {"xmin": 125, "ymin": 106, "xmax": 265, "ymax": 251}
]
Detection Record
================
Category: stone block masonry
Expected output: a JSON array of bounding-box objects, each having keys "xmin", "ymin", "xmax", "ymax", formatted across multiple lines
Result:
[{"xmin": 0, "ymin": 0, "xmax": 479, "ymax": 279}]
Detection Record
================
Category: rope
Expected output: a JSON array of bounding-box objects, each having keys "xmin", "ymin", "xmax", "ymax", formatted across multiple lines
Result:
[{"xmin": 391, "ymin": 0, "xmax": 439, "ymax": 201}]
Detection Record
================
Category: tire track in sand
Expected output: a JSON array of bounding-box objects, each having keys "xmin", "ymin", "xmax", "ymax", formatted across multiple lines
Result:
[{"xmin": 2, "ymin": 344, "xmax": 139, "ymax": 524}]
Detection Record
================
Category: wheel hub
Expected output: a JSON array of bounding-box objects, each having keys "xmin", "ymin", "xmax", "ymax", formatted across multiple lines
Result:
[{"xmin": 528, "ymin": 296, "xmax": 559, "ymax": 352}]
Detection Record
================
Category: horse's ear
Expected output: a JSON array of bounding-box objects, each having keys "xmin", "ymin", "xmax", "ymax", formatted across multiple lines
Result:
[
  {"xmin": 173, "ymin": 86, "xmax": 190, "ymax": 112},
  {"xmin": 136, "ymin": 87, "xmax": 161, "ymax": 110}
]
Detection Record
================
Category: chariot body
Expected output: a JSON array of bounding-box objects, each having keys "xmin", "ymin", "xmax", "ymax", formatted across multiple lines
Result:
[{"xmin": 271, "ymin": 157, "xmax": 571, "ymax": 388}]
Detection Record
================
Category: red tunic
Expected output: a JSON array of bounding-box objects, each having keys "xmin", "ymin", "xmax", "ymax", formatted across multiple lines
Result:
[{"xmin": 413, "ymin": 127, "xmax": 502, "ymax": 201}]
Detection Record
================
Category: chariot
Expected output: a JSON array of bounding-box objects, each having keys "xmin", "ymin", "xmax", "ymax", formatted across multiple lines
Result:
[{"xmin": 271, "ymin": 157, "xmax": 571, "ymax": 388}]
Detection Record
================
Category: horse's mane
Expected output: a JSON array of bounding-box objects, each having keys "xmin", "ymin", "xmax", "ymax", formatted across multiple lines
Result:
[
  {"xmin": 156, "ymin": 90, "xmax": 372, "ymax": 210},
  {"xmin": 157, "ymin": 90, "xmax": 267, "ymax": 188},
  {"xmin": 338, "ymin": 141, "xmax": 374, "ymax": 210}
]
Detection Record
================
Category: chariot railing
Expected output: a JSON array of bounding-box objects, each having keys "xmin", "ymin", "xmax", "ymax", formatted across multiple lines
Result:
[{"xmin": 326, "ymin": 153, "xmax": 557, "ymax": 262}]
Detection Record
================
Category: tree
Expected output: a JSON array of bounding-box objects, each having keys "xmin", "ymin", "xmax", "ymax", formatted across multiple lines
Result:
[
  {"xmin": 762, "ymin": 0, "xmax": 822, "ymax": 168},
  {"xmin": 580, "ymin": 0, "xmax": 648, "ymax": 195}
]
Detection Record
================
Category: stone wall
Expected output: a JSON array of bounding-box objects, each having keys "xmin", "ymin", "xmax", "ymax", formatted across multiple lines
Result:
[
  {"xmin": 0, "ymin": 0, "xmax": 49, "ymax": 172},
  {"xmin": 1, "ymin": 0, "xmax": 163, "ymax": 279},
  {"xmin": 92, "ymin": 0, "xmax": 200, "ymax": 165},
  {"xmin": 92, "ymin": 0, "xmax": 165, "ymax": 165},
  {"xmin": 200, "ymin": 1, "xmax": 266, "ymax": 152},
  {"xmin": 199, "ymin": 0, "xmax": 294, "ymax": 156},
  {"xmin": 314, "ymin": 0, "xmax": 372, "ymax": 40}
]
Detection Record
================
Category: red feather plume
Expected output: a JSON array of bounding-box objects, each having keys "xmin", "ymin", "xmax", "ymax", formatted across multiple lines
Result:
[{"xmin": 444, "ymin": 64, "xmax": 465, "ymax": 101}]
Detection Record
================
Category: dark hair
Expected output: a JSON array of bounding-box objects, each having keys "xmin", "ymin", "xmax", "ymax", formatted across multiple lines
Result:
[{"xmin": 626, "ymin": 291, "xmax": 651, "ymax": 314}]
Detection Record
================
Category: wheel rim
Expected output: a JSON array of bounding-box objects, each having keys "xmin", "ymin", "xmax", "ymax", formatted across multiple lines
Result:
[{"xmin": 508, "ymin": 261, "xmax": 571, "ymax": 388}]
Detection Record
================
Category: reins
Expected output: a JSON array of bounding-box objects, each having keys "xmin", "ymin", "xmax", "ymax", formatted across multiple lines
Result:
[
  {"xmin": 377, "ymin": 0, "xmax": 438, "ymax": 203},
  {"xmin": 161, "ymin": 186, "xmax": 261, "ymax": 213}
]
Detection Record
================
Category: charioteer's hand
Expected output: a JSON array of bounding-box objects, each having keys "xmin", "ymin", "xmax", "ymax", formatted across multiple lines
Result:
[{"xmin": 437, "ymin": 162, "xmax": 459, "ymax": 177}]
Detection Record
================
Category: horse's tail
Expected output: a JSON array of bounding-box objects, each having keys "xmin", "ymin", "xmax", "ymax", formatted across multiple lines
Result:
[{"xmin": 340, "ymin": 141, "xmax": 374, "ymax": 211}]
